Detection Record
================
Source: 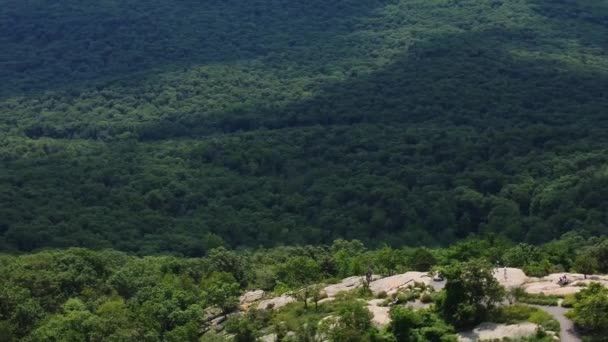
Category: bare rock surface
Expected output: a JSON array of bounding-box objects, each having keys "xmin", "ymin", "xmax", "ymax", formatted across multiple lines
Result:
[
  {"xmin": 369, "ymin": 272, "xmax": 431, "ymax": 295},
  {"xmin": 240, "ymin": 290, "xmax": 265, "ymax": 304},
  {"xmin": 493, "ymin": 267, "xmax": 528, "ymax": 289},
  {"xmin": 522, "ymin": 273, "xmax": 608, "ymax": 296},
  {"xmin": 367, "ymin": 299, "xmax": 390, "ymax": 326},
  {"xmin": 257, "ymin": 294, "xmax": 296, "ymax": 310},
  {"xmin": 323, "ymin": 275, "xmax": 381, "ymax": 297},
  {"xmin": 457, "ymin": 322, "xmax": 538, "ymax": 342}
]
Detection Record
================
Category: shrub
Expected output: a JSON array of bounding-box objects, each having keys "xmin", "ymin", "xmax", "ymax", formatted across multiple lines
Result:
[
  {"xmin": 396, "ymin": 292, "xmax": 417, "ymax": 304},
  {"xmin": 491, "ymin": 304, "xmax": 560, "ymax": 332},
  {"xmin": 529, "ymin": 311, "xmax": 560, "ymax": 332},
  {"xmin": 561, "ymin": 295, "xmax": 576, "ymax": 308},
  {"xmin": 420, "ymin": 292, "xmax": 433, "ymax": 304},
  {"xmin": 493, "ymin": 304, "xmax": 535, "ymax": 324},
  {"xmin": 377, "ymin": 291, "xmax": 388, "ymax": 299},
  {"xmin": 514, "ymin": 290, "xmax": 560, "ymax": 306}
]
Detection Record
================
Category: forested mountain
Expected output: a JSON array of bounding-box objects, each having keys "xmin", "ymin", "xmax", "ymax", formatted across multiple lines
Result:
[{"xmin": 1, "ymin": 0, "xmax": 608, "ymax": 255}]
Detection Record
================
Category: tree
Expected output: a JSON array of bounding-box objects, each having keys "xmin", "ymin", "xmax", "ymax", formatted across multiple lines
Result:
[
  {"xmin": 573, "ymin": 250, "xmax": 599, "ymax": 279},
  {"xmin": 225, "ymin": 317, "xmax": 257, "ymax": 342},
  {"xmin": 390, "ymin": 307, "xmax": 422, "ymax": 341},
  {"xmin": 408, "ymin": 248, "xmax": 437, "ymax": 272},
  {"xmin": 281, "ymin": 256, "xmax": 321, "ymax": 288},
  {"xmin": 566, "ymin": 283, "xmax": 608, "ymax": 337},
  {"xmin": 29, "ymin": 298, "xmax": 98, "ymax": 342},
  {"xmin": 503, "ymin": 243, "xmax": 541, "ymax": 268},
  {"xmin": 390, "ymin": 307, "xmax": 456, "ymax": 342},
  {"xmin": 202, "ymin": 272, "xmax": 241, "ymax": 314},
  {"xmin": 294, "ymin": 317, "xmax": 322, "ymax": 342},
  {"xmin": 297, "ymin": 283, "xmax": 327, "ymax": 310},
  {"xmin": 311, "ymin": 284, "xmax": 325, "ymax": 310},
  {"xmin": 332, "ymin": 240, "xmax": 366, "ymax": 277},
  {"xmin": 297, "ymin": 286, "xmax": 314, "ymax": 309},
  {"xmin": 376, "ymin": 245, "xmax": 399, "ymax": 276},
  {"xmin": 322, "ymin": 301, "xmax": 375, "ymax": 342},
  {"xmin": 437, "ymin": 260, "xmax": 505, "ymax": 329},
  {"xmin": 207, "ymin": 247, "xmax": 248, "ymax": 286}
]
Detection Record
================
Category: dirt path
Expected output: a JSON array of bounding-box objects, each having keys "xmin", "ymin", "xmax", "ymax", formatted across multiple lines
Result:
[{"xmin": 531, "ymin": 305, "xmax": 581, "ymax": 342}]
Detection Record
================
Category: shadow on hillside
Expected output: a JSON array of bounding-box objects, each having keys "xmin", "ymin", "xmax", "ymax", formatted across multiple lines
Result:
[
  {"xmin": 137, "ymin": 26, "xmax": 608, "ymax": 140},
  {"xmin": 0, "ymin": 0, "xmax": 391, "ymax": 97},
  {"xmin": 530, "ymin": 0, "xmax": 608, "ymax": 50}
]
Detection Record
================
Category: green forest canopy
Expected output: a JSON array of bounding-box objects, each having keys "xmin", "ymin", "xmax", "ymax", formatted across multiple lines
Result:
[
  {"xmin": 2, "ymin": 235, "xmax": 608, "ymax": 341},
  {"xmin": 1, "ymin": 0, "xmax": 608, "ymax": 254}
]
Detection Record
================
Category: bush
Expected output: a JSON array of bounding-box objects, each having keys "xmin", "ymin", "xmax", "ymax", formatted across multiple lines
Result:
[
  {"xmin": 529, "ymin": 311, "xmax": 560, "ymax": 332},
  {"xmin": 514, "ymin": 289, "xmax": 560, "ymax": 306},
  {"xmin": 492, "ymin": 304, "xmax": 535, "ymax": 324},
  {"xmin": 561, "ymin": 295, "xmax": 576, "ymax": 308},
  {"xmin": 396, "ymin": 292, "xmax": 418, "ymax": 304},
  {"xmin": 565, "ymin": 283, "xmax": 608, "ymax": 336},
  {"xmin": 377, "ymin": 291, "xmax": 388, "ymax": 299},
  {"xmin": 420, "ymin": 292, "xmax": 433, "ymax": 304},
  {"xmin": 491, "ymin": 304, "xmax": 560, "ymax": 332}
]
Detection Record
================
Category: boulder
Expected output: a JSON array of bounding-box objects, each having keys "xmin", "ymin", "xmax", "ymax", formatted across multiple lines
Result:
[
  {"xmin": 369, "ymin": 272, "xmax": 430, "ymax": 295},
  {"xmin": 323, "ymin": 275, "xmax": 380, "ymax": 297},
  {"xmin": 240, "ymin": 290, "xmax": 265, "ymax": 304},
  {"xmin": 257, "ymin": 294, "xmax": 296, "ymax": 310}
]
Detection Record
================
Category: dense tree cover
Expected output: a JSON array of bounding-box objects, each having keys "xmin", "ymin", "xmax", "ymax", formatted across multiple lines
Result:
[
  {"xmin": 2, "ymin": 235, "xmax": 608, "ymax": 340},
  {"xmin": 1, "ymin": 0, "xmax": 608, "ymax": 253}
]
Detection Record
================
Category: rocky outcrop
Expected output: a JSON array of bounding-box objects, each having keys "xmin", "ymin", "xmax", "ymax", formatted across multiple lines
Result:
[
  {"xmin": 239, "ymin": 289, "xmax": 265, "ymax": 309},
  {"xmin": 367, "ymin": 299, "xmax": 390, "ymax": 326},
  {"xmin": 257, "ymin": 294, "xmax": 296, "ymax": 310},
  {"xmin": 457, "ymin": 322, "xmax": 539, "ymax": 342},
  {"xmin": 369, "ymin": 272, "xmax": 436, "ymax": 295},
  {"xmin": 323, "ymin": 275, "xmax": 381, "ymax": 297}
]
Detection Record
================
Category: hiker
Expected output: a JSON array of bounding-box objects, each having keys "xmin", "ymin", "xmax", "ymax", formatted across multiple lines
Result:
[
  {"xmin": 365, "ymin": 265, "xmax": 373, "ymax": 284},
  {"xmin": 504, "ymin": 267, "xmax": 507, "ymax": 280}
]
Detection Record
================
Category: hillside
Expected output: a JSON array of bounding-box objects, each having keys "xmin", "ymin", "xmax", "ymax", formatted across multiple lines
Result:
[
  {"xmin": 1, "ymin": 0, "xmax": 608, "ymax": 254},
  {"xmin": 2, "ymin": 236, "xmax": 608, "ymax": 341}
]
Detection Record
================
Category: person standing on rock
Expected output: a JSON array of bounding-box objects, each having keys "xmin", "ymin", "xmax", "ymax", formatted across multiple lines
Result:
[{"xmin": 366, "ymin": 265, "xmax": 373, "ymax": 284}]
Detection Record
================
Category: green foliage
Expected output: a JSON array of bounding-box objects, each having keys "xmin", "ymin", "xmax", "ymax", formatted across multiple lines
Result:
[
  {"xmin": 512, "ymin": 288, "xmax": 560, "ymax": 306},
  {"xmin": 561, "ymin": 295, "xmax": 577, "ymax": 308},
  {"xmin": 1, "ymin": 237, "xmax": 606, "ymax": 341},
  {"xmin": 389, "ymin": 307, "xmax": 456, "ymax": 342},
  {"xmin": 279, "ymin": 256, "xmax": 321, "ymax": 289},
  {"xmin": 1, "ymin": 0, "xmax": 608, "ymax": 254},
  {"xmin": 573, "ymin": 250, "xmax": 599, "ymax": 278},
  {"xmin": 201, "ymin": 272, "xmax": 241, "ymax": 314},
  {"xmin": 225, "ymin": 317, "xmax": 259, "ymax": 342},
  {"xmin": 523, "ymin": 259, "xmax": 556, "ymax": 278},
  {"xmin": 420, "ymin": 292, "xmax": 434, "ymax": 304},
  {"xmin": 322, "ymin": 301, "xmax": 375, "ymax": 342},
  {"xmin": 437, "ymin": 260, "xmax": 505, "ymax": 329},
  {"xmin": 408, "ymin": 248, "xmax": 438, "ymax": 272},
  {"xmin": 491, "ymin": 304, "xmax": 560, "ymax": 332},
  {"xmin": 375, "ymin": 245, "xmax": 399, "ymax": 276},
  {"xmin": 504, "ymin": 244, "xmax": 543, "ymax": 268},
  {"xmin": 566, "ymin": 283, "xmax": 608, "ymax": 338},
  {"xmin": 0, "ymin": 249, "xmax": 213, "ymax": 341}
]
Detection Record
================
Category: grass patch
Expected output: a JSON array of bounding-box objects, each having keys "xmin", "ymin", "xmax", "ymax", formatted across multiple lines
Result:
[
  {"xmin": 514, "ymin": 289, "xmax": 561, "ymax": 306},
  {"xmin": 561, "ymin": 294, "xmax": 576, "ymax": 308}
]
